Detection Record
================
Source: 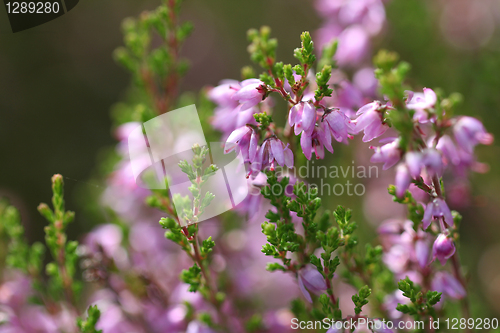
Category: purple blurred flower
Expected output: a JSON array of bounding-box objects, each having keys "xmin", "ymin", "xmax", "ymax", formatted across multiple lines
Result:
[
  {"xmin": 207, "ymin": 79, "xmax": 239, "ymax": 106},
  {"xmin": 435, "ymin": 135, "xmax": 460, "ymax": 166},
  {"xmin": 432, "ymin": 271, "xmax": 466, "ymax": 300},
  {"xmin": 383, "ymin": 243, "xmax": 410, "ymax": 274},
  {"xmin": 432, "ymin": 233, "xmax": 456, "ymax": 266},
  {"xmin": 232, "ymin": 79, "xmax": 266, "ymax": 111},
  {"xmin": 406, "ymin": 88, "xmax": 437, "ymax": 123},
  {"xmin": 422, "ymin": 198, "xmax": 454, "ymax": 230},
  {"xmin": 298, "ymin": 266, "xmax": 328, "ymax": 303},
  {"xmin": 352, "ymin": 101, "xmax": 388, "ymax": 142},
  {"xmin": 404, "ymin": 149, "xmax": 443, "ymax": 178},
  {"xmin": 404, "ymin": 151, "xmax": 422, "ymax": 178},
  {"xmin": 395, "ymin": 163, "xmax": 411, "ymax": 198},
  {"xmin": 289, "ymin": 102, "xmax": 317, "ymax": 135},
  {"xmin": 208, "ymin": 79, "xmax": 261, "ymax": 140},
  {"xmin": 453, "ymin": 116, "xmax": 493, "ymax": 153},
  {"xmin": 335, "ymin": 25, "xmax": 370, "ymax": 67},
  {"xmin": 186, "ymin": 321, "xmax": 217, "ymax": 333},
  {"xmin": 370, "ymin": 138, "xmax": 401, "ymax": 170},
  {"xmin": 422, "ymin": 149, "xmax": 443, "ymax": 177},
  {"xmin": 415, "ymin": 239, "xmax": 430, "ymax": 269},
  {"xmin": 353, "ymin": 67, "xmax": 378, "ymax": 97}
]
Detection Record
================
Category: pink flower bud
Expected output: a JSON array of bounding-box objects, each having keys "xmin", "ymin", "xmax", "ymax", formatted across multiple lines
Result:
[
  {"xmin": 432, "ymin": 233, "xmax": 456, "ymax": 266},
  {"xmin": 298, "ymin": 266, "xmax": 328, "ymax": 303},
  {"xmin": 232, "ymin": 79, "xmax": 266, "ymax": 111},
  {"xmin": 395, "ymin": 164, "xmax": 411, "ymax": 198},
  {"xmin": 453, "ymin": 116, "xmax": 493, "ymax": 154}
]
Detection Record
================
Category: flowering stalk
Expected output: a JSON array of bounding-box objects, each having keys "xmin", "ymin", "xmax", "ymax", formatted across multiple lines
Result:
[
  {"xmin": 38, "ymin": 174, "xmax": 79, "ymax": 306},
  {"xmin": 151, "ymin": 144, "xmax": 230, "ymax": 332},
  {"xmin": 371, "ymin": 50, "xmax": 492, "ymax": 330},
  {"xmin": 114, "ymin": 0, "xmax": 192, "ymax": 114}
]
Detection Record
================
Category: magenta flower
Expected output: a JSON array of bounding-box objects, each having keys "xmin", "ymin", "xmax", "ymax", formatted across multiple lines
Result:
[
  {"xmin": 405, "ymin": 151, "xmax": 423, "ymax": 178},
  {"xmin": 352, "ymin": 101, "xmax": 389, "ymax": 142},
  {"xmin": 432, "ymin": 233, "xmax": 456, "ymax": 266},
  {"xmin": 224, "ymin": 125, "xmax": 258, "ymax": 163},
  {"xmin": 209, "ymin": 79, "xmax": 260, "ymax": 139},
  {"xmin": 232, "ymin": 79, "xmax": 266, "ymax": 111},
  {"xmin": 289, "ymin": 102, "xmax": 317, "ymax": 135},
  {"xmin": 435, "ymin": 135, "xmax": 460, "ymax": 166},
  {"xmin": 301, "ymin": 121, "xmax": 333, "ymax": 160},
  {"xmin": 432, "ymin": 271, "xmax": 466, "ymax": 300},
  {"xmin": 422, "ymin": 198, "xmax": 454, "ymax": 229},
  {"xmin": 404, "ymin": 149, "xmax": 443, "ymax": 178},
  {"xmin": 453, "ymin": 116, "xmax": 493, "ymax": 154},
  {"xmin": 256, "ymin": 137, "xmax": 294, "ymax": 171},
  {"xmin": 415, "ymin": 239, "xmax": 430, "ymax": 269},
  {"xmin": 406, "ymin": 88, "xmax": 437, "ymax": 123},
  {"xmin": 395, "ymin": 163, "xmax": 411, "ymax": 198},
  {"xmin": 297, "ymin": 266, "xmax": 328, "ymax": 303},
  {"xmin": 207, "ymin": 79, "xmax": 240, "ymax": 107},
  {"xmin": 335, "ymin": 25, "xmax": 370, "ymax": 67},
  {"xmin": 370, "ymin": 138, "xmax": 401, "ymax": 170},
  {"xmin": 323, "ymin": 109, "xmax": 353, "ymax": 145}
]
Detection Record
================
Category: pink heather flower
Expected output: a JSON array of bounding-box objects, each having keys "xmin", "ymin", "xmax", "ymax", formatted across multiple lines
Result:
[
  {"xmin": 207, "ymin": 79, "xmax": 240, "ymax": 107},
  {"xmin": 432, "ymin": 271, "xmax": 466, "ymax": 300},
  {"xmin": 415, "ymin": 239, "xmax": 430, "ymax": 269},
  {"xmin": 256, "ymin": 137, "xmax": 294, "ymax": 171},
  {"xmin": 209, "ymin": 79, "xmax": 260, "ymax": 140},
  {"xmin": 301, "ymin": 121, "xmax": 333, "ymax": 160},
  {"xmin": 453, "ymin": 116, "xmax": 493, "ymax": 153},
  {"xmin": 395, "ymin": 163, "xmax": 411, "ymax": 198},
  {"xmin": 405, "ymin": 151, "xmax": 423, "ymax": 178},
  {"xmin": 232, "ymin": 79, "xmax": 266, "ymax": 111},
  {"xmin": 370, "ymin": 138, "xmax": 401, "ymax": 170},
  {"xmin": 422, "ymin": 149, "xmax": 443, "ymax": 177},
  {"xmin": 335, "ymin": 25, "xmax": 370, "ymax": 66},
  {"xmin": 435, "ymin": 135, "xmax": 460, "ymax": 166},
  {"xmin": 406, "ymin": 88, "xmax": 437, "ymax": 123},
  {"xmin": 211, "ymin": 105, "xmax": 258, "ymax": 139},
  {"xmin": 383, "ymin": 243, "xmax": 410, "ymax": 274},
  {"xmin": 224, "ymin": 126, "xmax": 258, "ymax": 163},
  {"xmin": 297, "ymin": 266, "xmax": 328, "ymax": 303},
  {"xmin": 315, "ymin": 0, "xmax": 386, "ymax": 36},
  {"xmin": 336, "ymin": 81, "xmax": 364, "ymax": 112},
  {"xmin": 352, "ymin": 101, "xmax": 389, "ymax": 142},
  {"xmin": 402, "ymin": 149, "xmax": 443, "ymax": 180},
  {"xmin": 353, "ymin": 67, "xmax": 378, "ymax": 97},
  {"xmin": 422, "ymin": 198, "xmax": 454, "ymax": 230},
  {"xmin": 432, "ymin": 233, "xmax": 456, "ymax": 266},
  {"xmin": 289, "ymin": 102, "xmax": 317, "ymax": 135},
  {"xmin": 323, "ymin": 109, "xmax": 353, "ymax": 145}
]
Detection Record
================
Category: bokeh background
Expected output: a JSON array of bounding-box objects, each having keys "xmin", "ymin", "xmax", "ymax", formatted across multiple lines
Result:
[{"xmin": 0, "ymin": 0, "xmax": 499, "ymax": 316}]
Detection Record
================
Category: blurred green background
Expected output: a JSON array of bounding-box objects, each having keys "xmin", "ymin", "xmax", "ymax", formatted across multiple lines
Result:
[{"xmin": 0, "ymin": 0, "xmax": 499, "ymax": 316}]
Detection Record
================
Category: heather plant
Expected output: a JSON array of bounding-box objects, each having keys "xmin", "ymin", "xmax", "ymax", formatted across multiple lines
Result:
[{"xmin": 0, "ymin": 0, "xmax": 496, "ymax": 332}]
